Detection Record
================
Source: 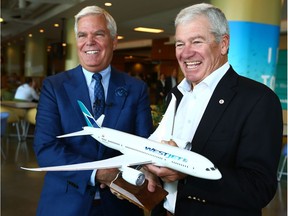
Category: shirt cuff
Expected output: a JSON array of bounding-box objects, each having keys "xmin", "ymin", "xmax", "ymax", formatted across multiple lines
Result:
[{"xmin": 90, "ymin": 169, "xmax": 97, "ymax": 186}]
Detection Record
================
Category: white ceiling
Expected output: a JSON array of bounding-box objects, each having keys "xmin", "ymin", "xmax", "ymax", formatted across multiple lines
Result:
[{"xmin": 1, "ymin": 0, "xmax": 287, "ymax": 49}]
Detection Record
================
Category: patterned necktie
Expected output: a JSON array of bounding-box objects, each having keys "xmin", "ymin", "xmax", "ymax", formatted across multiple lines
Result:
[{"xmin": 92, "ymin": 73, "xmax": 105, "ymax": 119}]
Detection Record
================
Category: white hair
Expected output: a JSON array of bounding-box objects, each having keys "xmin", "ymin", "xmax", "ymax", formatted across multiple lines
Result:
[{"xmin": 74, "ymin": 5, "xmax": 117, "ymax": 39}]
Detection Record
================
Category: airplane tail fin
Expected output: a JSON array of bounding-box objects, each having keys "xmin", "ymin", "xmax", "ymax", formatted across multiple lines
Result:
[
  {"xmin": 77, "ymin": 100, "xmax": 104, "ymax": 128},
  {"xmin": 148, "ymin": 93, "xmax": 176, "ymax": 142}
]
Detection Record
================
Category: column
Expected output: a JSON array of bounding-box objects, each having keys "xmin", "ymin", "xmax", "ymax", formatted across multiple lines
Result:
[
  {"xmin": 212, "ymin": 0, "xmax": 282, "ymax": 90},
  {"xmin": 5, "ymin": 44, "xmax": 22, "ymax": 76},
  {"xmin": 25, "ymin": 34, "xmax": 47, "ymax": 77},
  {"xmin": 65, "ymin": 17, "xmax": 79, "ymax": 70}
]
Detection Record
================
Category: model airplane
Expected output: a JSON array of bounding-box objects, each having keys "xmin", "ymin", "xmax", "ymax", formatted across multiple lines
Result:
[{"xmin": 21, "ymin": 95, "xmax": 222, "ymax": 186}]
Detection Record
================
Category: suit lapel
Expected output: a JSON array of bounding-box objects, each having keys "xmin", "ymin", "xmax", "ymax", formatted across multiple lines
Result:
[
  {"xmin": 102, "ymin": 68, "xmax": 128, "ymax": 128},
  {"xmin": 99, "ymin": 68, "xmax": 128, "ymax": 159},
  {"xmin": 63, "ymin": 65, "xmax": 92, "ymax": 127},
  {"xmin": 192, "ymin": 67, "xmax": 239, "ymax": 153}
]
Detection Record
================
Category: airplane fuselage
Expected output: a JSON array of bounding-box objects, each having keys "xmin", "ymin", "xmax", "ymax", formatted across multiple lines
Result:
[{"xmin": 84, "ymin": 126, "xmax": 221, "ymax": 180}]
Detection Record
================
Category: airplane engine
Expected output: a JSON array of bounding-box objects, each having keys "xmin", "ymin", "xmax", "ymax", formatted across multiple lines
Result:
[{"xmin": 121, "ymin": 167, "xmax": 146, "ymax": 186}]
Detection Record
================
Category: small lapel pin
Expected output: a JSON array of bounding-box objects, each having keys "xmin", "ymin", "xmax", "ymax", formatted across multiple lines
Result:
[{"xmin": 219, "ymin": 99, "xmax": 224, "ymax": 104}]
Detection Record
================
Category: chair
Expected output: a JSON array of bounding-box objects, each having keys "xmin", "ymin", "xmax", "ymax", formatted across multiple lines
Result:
[
  {"xmin": 25, "ymin": 108, "xmax": 37, "ymax": 125},
  {"xmin": 24, "ymin": 108, "xmax": 37, "ymax": 137},
  {"xmin": 1, "ymin": 112, "xmax": 10, "ymax": 159},
  {"xmin": 277, "ymin": 144, "xmax": 287, "ymax": 181},
  {"xmin": 0, "ymin": 106, "xmax": 21, "ymax": 141}
]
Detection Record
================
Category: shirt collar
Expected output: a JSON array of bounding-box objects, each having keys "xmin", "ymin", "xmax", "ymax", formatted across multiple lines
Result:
[
  {"xmin": 82, "ymin": 65, "xmax": 111, "ymax": 87},
  {"xmin": 203, "ymin": 62, "xmax": 229, "ymax": 91}
]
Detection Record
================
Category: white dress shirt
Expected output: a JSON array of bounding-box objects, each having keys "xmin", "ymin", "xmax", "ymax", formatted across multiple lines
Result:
[{"xmin": 163, "ymin": 62, "xmax": 230, "ymax": 213}]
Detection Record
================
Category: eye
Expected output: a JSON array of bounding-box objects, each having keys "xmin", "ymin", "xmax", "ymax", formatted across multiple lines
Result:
[
  {"xmin": 175, "ymin": 42, "xmax": 184, "ymax": 48},
  {"xmin": 94, "ymin": 30, "xmax": 106, "ymax": 38},
  {"xmin": 77, "ymin": 33, "xmax": 86, "ymax": 39},
  {"xmin": 192, "ymin": 40, "xmax": 203, "ymax": 44}
]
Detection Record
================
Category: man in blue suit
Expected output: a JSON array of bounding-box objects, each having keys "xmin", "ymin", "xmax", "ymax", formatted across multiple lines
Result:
[{"xmin": 33, "ymin": 6, "xmax": 153, "ymax": 216}]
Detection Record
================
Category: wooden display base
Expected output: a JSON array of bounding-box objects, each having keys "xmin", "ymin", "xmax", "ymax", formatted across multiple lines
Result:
[{"xmin": 110, "ymin": 173, "xmax": 168, "ymax": 212}]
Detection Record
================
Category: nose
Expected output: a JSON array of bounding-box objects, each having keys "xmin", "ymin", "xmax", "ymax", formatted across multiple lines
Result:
[
  {"xmin": 179, "ymin": 44, "xmax": 196, "ymax": 59},
  {"xmin": 86, "ymin": 34, "xmax": 96, "ymax": 45}
]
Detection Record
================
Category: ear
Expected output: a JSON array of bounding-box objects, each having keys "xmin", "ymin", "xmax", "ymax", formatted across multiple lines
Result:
[
  {"xmin": 220, "ymin": 34, "xmax": 229, "ymax": 55},
  {"xmin": 112, "ymin": 35, "xmax": 118, "ymax": 51}
]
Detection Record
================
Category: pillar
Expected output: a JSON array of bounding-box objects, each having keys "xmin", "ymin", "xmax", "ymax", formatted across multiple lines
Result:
[
  {"xmin": 212, "ymin": 0, "xmax": 282, "ymax": 90},
  {"xmin": 65, "ymin": 17, "xmax": 79, "ymax": 70},
  {"xmin": 25, "ymin": 34, "xmax": 47, "ymax": 77},
  {"xmin": 5, "ymin": 44, "xmax": 23, "ymax": 76}
]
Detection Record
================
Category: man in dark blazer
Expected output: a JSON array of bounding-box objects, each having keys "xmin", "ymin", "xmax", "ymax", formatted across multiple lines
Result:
[
  {"xmin": 33, "ymin": 6, "xmax": 153, "ymax": 216},
  {"xmin": 147, "ymin": 3, "xmax": 283, "ymax": 216}
]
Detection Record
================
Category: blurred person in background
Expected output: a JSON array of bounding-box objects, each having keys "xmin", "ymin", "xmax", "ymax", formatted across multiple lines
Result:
[{"xmin": 14, "ymin": 77, "xmax": 39, "ymax": 102}]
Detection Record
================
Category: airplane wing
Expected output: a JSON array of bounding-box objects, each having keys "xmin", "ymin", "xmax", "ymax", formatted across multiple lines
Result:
[
  {"xmin": 148, "ymin": 94, "xmax": 176, "ymax": 142},
  {"xmin": 57, "ymin": 129, "xmax": 93, "ymax": 138},
  {"xmin": 21, "ymin": 155, "xmax": 153, "ymax": 172}
]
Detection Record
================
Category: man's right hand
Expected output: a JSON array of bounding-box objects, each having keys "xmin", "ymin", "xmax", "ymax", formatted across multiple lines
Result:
[{"xmin": 96, "ymin": 168, "xmax": 119, "ymax": 189}]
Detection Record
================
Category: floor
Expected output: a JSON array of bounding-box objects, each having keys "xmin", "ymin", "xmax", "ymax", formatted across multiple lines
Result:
[{"xmin": 1, "ymin": 130, "xmax": 287, "ymax": 216}]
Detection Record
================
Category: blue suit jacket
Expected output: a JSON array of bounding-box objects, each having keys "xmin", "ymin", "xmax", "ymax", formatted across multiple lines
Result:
[{"xmin": 34, "ymin": 65, "xmax": 153, "ymax": 216}]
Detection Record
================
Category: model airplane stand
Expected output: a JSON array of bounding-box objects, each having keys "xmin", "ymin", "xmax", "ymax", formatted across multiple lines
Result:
[{"xmin": 110, "ymin": 173, "xmax": 168, "ymax": 212}]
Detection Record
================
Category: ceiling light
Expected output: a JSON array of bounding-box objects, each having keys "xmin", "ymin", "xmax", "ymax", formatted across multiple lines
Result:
[
  {"xmin": 39, "ymin": 29, "xmax": 44, "ymax": 33},
  {"xmin": 0, "ymin": 18, "xmax": 4, "ymax": 23},
  {"xmin": 117, "ymin": 35, "xmax": 124, "ymax": 40},
  {"xmin": 105, "ymin": 2, "xmax": 112, "ymax": 6},
  {"xmin": 54, "ymin": 23, "xmax": 60, "ymax": 28},
  {"xmin": 134, "ymin": 27, "xmax": 164, "ymax": 33}
]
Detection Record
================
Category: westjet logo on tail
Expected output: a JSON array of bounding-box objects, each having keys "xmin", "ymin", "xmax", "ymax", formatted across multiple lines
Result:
[{"xmin": 145, "ymin": 146, "xmax": 188, "ymax": 162}]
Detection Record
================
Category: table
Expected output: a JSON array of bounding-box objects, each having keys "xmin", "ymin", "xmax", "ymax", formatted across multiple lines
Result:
[{"xmin": 1, "ymin": 101, "xmax": 37, "ymax": 109}]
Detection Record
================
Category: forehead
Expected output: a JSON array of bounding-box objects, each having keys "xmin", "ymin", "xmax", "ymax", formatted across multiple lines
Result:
[
  {"xmin": 78, "ymin": 14, "xmax": 107, "ymax": 30},
  {"xmin": 175, "ymin": 16, "xmax": 211, "ymax": 38}
]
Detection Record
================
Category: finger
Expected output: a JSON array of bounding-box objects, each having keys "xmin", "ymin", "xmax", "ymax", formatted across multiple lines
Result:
[
  {"xmin": 168, "ymin": 139, "xmax": 178, "ymax": 147},
  {"xmin": 147, "ymin": 178, "xmax": 157, "ymax": 192},
  {"xmin": 145, "ymin": 164, "xmax": 161, "ymax": 175},
  {"xmin": 161, "ymin": 140, "xmax": 169, "ymax": 144}
]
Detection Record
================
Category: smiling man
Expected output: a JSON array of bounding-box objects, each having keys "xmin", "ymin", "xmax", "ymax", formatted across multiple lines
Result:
[
  {"xmin": 147, "ymin": 3, "xmax": 283, "ymax": 216},
  {"xmin": 33, "ymin": 5, "xmax": 153, "ymax": 216}
]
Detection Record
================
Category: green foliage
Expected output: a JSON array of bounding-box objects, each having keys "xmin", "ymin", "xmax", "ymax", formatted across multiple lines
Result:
[{"xmin": 151, "ymin": 103, "xmax": 166, "ymax": 129}]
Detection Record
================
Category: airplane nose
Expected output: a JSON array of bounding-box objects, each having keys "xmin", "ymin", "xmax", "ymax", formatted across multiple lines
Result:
[
  {"xmin": 205, "ymin": 167, "xmax": 222, "ymax": 180},
  {"xmin": 215, "ymin": 170, "xmax": 222, "ymax": 179}
]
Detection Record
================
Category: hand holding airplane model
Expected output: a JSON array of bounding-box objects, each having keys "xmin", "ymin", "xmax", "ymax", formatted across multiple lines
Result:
[{"xmin": 21, "ymin": 94, "xmax": 221, "ymax": 188}]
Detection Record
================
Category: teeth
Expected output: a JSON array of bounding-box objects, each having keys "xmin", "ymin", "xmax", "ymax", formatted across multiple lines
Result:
[
  {"xmin": 185, "ymin": 61, "xmax": 200, "ymax": 65},
  {"xmin": 85, "ymin": 50, "xmax": 99, "ymax": 54},
  {"xmin": 185, "ymin": 61, "xmax": 201, "ymax": 68}
]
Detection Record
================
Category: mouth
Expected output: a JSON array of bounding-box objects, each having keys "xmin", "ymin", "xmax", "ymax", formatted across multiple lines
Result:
[
  {"xmin": 184, "ymin": 61, "xmax": 201, "ymax": 69},
  {"xmin": 85, "ymin": 50, "xmax": 100, "ymax": 54}
]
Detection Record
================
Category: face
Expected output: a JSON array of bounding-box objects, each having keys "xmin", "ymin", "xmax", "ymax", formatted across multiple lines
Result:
[
  {"xmin": 76, "ymin": 14, "xmax": 117, "ymax": 72},
  {"xmin": 175, "ymin": 16, "xmax": 229, "ymax": 87}
]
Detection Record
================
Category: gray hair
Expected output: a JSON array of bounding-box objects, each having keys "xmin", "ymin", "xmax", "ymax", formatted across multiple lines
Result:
[
  {"xmin": 74, "ymin": 6, "xmax": 117, "ymax": 39},
  {"xmin": 175, "ymin": 3, "xmax": 229, "ymax": 43}
]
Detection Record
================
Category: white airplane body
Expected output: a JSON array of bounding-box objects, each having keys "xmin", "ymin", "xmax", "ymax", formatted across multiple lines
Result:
[{"xmin": 21, "ymin": 95, "xmax": 221, "ymax": 185}]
